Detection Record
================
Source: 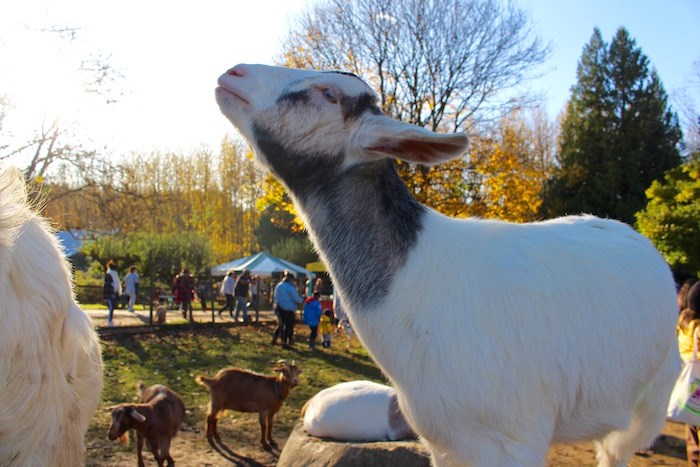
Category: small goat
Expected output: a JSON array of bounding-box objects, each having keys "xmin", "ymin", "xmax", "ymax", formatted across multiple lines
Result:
[
  {"xmin": 0, "ymin": 167, "xmax": 103, "ymax": 465},
  {"xmin": 215, "ymin": 64, "xmax": 680, "ymax": 466},
  {"xmin": 107, "ymin": 383, "xmax": 185, "ymax": 467},
  {"xmin": 302, "ymin": 380, "xmax": 416, "ymax": 442},
  {"xmin": 196, "ymin": 360, "xmax": 301, "ymax": 449}
]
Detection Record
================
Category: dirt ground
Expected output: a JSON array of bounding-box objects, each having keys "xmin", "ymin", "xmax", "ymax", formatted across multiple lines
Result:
[{"xmin": 87, "ymin": 418, "xmax": 689, "ymax": 466}]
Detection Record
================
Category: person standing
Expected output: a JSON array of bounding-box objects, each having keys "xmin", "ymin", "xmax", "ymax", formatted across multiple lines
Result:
[
  {"xmin": 103, "ymin": 260, "xmax": 121, "ymax": 327},
  {"xmin": 173, "ymin": 269, "xmax": 195, "ymax": 322},
  {"xmin": 124, "ymin": 266, "xmax": 140, "ymax": 313},
  {"xmin": 217, "ymin": 271, "xmax": 236, "ymax": 320},
  {"xmin": 234, "ymin": 269, "xmax": 252, "ymax": 323},
  {"xmin": 273, "ymin": 272, "xmax": 303, "ymax": 349},
  {"xmin": 677, "ymin": 282, "xmax": 700, "ymax": 466},
  {"xmin": 302, "ymin": 292, "xmax": 322, "ymax": 350}
]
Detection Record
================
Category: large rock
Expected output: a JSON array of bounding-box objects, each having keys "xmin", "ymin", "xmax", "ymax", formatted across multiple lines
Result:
[{"xmin": 278, "ymin": 421, "xmax": 431, "ymax": 467}]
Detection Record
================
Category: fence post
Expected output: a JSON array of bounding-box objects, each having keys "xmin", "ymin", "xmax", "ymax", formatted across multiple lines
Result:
[{"xmin": 148, "ymin": 281, "xmax": 154, "ymax": 327}]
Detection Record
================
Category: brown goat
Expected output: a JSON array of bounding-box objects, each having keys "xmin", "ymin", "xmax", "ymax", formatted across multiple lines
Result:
[
  {"xmin": 107, "ymin": 383, "xmax": 185, "ymax": 467},
  {"xmin": 195, "ymin": 360, "xmax": 301, "ymax": 449}
]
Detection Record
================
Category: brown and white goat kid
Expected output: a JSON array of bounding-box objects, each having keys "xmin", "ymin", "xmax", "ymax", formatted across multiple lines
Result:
[
  {"xmin": 215, "ymin": 64, "xmax": 680, "ymax": 467},
  {"xmin": 196, "ymin": 359, "xmax": 301, "ymax": 449},
  {"xmin": 108, "ymin": 383, "xmax": 185, "ymax": 467},
  {"xmin": 0, "ymin": 167, "xmax": 103, "ymax": 466}
]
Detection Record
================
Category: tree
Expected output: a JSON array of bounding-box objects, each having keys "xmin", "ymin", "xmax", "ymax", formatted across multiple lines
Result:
[
  {"xmin": 469, "ymin": 107, "xmax": 554, "ymax": 221},
  {"xmin": 280, "ymin": 0, "xmax": 549, "ymax": 215},
  {"xmin": 541, "ymin": 28, "xmax": 683, "ymax": 224},
  {"xmin": 81, "ymin": 232, "xmax": 213, "ymax": 282},
  {"xmin": 636, "ymin": 155, "xmax": 700, "ymax": 276},
  {"xmin": 44, "ymin": 139, "xmax": 264, "ymax": 265}
]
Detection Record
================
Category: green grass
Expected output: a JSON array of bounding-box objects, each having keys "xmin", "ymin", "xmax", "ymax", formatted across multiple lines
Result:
[{"xmin": 87, "ymin": 323, "xmax": 385, "ymax": 464}]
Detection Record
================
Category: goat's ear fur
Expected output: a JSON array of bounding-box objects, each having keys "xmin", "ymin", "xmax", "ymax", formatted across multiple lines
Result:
[
  {"xmin": 129, "ymin": 410, "xmax": 146, "ymax": 423},
  {"xmin": 358, "ymin": 116, "xmax": 468, "ymax": 166}
]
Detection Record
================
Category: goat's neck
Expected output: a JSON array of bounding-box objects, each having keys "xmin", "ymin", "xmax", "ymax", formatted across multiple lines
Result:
[
  {"xmin": 275, "ymin": 374, "xmax": 292, "ymax": 400},
  {"xmin": 289, "ymin": 159, "xmax": 426, "ymax": 315}
]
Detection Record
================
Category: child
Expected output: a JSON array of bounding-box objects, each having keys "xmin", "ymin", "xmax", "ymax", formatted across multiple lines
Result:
[
  {"xmin": 302, "ymin": 292, "xmax": 322, "ymax": 350},
  {"xmin": 319, "ymin": 309, "xmax": 334, "ymax": 348},
  {"xmin": 155, "ymin": 298, "xmax": 167, "ymax": 325}
]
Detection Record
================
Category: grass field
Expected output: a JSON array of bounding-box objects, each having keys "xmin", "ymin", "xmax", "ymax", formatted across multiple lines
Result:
[
  {"xmin": 86, "ymin": 322, "xmax": 383, "ymax": 466},
  {"xmin": 85, "ymin": 323, "xmax": 689, "ymax": 466}
]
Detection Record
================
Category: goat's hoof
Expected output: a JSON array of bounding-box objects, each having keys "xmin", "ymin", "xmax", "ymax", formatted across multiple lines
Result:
[{"xmin": 269, "ymin": 439, "xmax": 278, "ymax": 448}]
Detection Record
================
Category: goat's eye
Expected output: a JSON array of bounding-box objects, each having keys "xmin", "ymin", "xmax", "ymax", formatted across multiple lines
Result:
[{"xmin": 321, "ymin": 88, "xmax": 338, "ymax": 104}]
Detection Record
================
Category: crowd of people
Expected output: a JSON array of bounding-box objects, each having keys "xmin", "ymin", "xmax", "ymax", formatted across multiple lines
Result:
[{"xmin": 101, "ymin": 261, "xmax": 353, "ymax": 352}]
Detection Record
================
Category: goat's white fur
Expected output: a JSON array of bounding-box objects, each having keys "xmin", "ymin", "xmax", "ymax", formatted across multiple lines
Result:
[
  {"xmin": 302, "ymin": 380, "xmax": 415, "ymax": 442},
  {"xmin": 215, "ymin": 64, "xmax": 680, "ymax": 467},
  {"xmin": 0, "ymin": 167, "xmax": 103, "ymax": 465}
]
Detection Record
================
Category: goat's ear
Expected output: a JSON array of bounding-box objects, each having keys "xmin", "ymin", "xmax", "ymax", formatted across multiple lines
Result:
[
  {"xmin": 129, "ymin": 410, "xmax": 146, "ymax": 423},
  {"xmin": 358, "ymin": 116, "xmax": 468, "ymax": 166}
]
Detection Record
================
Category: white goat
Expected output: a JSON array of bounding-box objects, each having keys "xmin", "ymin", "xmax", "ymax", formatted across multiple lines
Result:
[
  {"xmin": 302, "ymin": 380, "xmax": 416, "ymax": 442},
  {"xmin": 215, "ymin": 64, "xmax": 680, "ymax": 467},
  {"xmin": 0, "ymin": 166, "xmax": 103, "ymax": 465}
]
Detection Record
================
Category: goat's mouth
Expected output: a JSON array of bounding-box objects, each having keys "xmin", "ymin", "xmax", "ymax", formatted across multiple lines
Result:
[{"xmin": 216, "ymin": 86, "xmax": 250, "ymax": 106}]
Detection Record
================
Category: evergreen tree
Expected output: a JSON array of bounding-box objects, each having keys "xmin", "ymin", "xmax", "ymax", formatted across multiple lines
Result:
[{"xmin": 541, "ymin": 27, "xmax": 682, "ymax": 224}]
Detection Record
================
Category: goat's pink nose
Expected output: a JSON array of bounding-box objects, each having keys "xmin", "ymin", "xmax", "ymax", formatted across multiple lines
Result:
[{"xmin": 227, "ymin": 64, "xmax": 246, "ymax": 77}]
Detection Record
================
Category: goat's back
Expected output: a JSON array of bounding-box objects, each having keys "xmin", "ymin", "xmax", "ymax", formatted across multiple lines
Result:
[
  {"xmin": 203, "ymin": 368, "xmax": 284, "ymax": 413},
  {"xmin": 0, "ymin": 167, "xmax": 103, "ymax": 465},
  {"xmin": 355, "ymin": 211, "xmax": 679, "ymax": 447},
  {"xmin": 141, "ymin": 385, "xmax": 185, "ymax": 436}
]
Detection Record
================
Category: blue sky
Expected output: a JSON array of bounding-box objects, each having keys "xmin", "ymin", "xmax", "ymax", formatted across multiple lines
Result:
[
  {"xmin": 0, "ymin": 0, "xmax": 698, "ymax": 158},
  {"xmin": 522, "ymin": 0, "xmax": 700, "ymax": 117}
]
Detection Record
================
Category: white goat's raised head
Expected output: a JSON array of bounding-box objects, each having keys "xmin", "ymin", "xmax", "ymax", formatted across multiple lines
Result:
[{"xmin": 215, "ymin": 64, "xmax": 469, "ymax": 178}]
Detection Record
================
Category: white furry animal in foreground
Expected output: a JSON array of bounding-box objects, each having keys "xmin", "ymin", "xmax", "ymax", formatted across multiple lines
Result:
[
  {"xmin": 215, "ymin": 64, "xmax": 680, "ymax": 466},
  {"xmin": 0, "ymin": 167, "xmax": 103, "ymax": 465},
  {"xmin": 302, "ymin": 380, "xmax": 416, "ymax": 442}
]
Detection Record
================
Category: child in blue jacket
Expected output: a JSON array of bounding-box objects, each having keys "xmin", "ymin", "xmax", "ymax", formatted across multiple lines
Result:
[{"xmin": 303, "ymin": 292, "xmax": 323, "ymax": 350}]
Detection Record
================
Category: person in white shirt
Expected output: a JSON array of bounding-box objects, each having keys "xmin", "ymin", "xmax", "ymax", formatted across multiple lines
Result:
[
  {"xmin": 124, "ymin": 266, "xmax": 140, "ymax": 312},
  {"xmin": 217, "ymin": 271, "xmax": 236, "ymax": 319},
  {"xmin": 104, "ymin": 260, "xmax": 122, "ymax": 327}
]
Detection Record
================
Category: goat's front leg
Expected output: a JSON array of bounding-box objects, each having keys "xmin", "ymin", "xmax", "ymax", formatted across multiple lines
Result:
[
  {"xmin": 136, "ymin": 432, "xmax": 145, "ymax": 467},
  {"xmin": 266, "ymin": 412, "xmax": 277, "ymax": 447},
  {"xmin": 259, "ymin": 411, "xmax": 270, "ymax": 449}
]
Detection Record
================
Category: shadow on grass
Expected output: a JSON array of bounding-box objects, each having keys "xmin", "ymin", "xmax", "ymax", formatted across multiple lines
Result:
[{"xmin": 208, "ymin": 435, "xmax": 278, "ymax": 466}]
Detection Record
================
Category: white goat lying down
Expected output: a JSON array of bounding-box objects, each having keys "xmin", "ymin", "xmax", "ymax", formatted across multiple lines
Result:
[
  {"xmin": 0, "ymin": 166, "xmax": 103, "ymax": 465},
  {"xmin": 215, "ymin": 64, "xmax": 680, "ymax": 467},
  {"xmin": 302, "ymin": 380, "xmax": 416, "ymax": 442}
]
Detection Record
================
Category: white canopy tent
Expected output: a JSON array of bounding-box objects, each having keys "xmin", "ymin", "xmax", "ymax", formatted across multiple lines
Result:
[{"xmin": 210, "ymin": 251, "xmax": 309, "ymax": 278}]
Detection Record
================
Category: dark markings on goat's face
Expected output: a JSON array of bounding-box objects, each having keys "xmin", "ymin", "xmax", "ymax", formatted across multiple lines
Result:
[
  {"xmin": 341, "ymin": 92, "xmax": 382, "ymax": 121},
  {"xmin": 276, "ymin": 86, "xmax": 380, "ymax": 124},
  {"xmin": 277, "ymin": 89, "xmax": 310, "ymax": 106}
]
